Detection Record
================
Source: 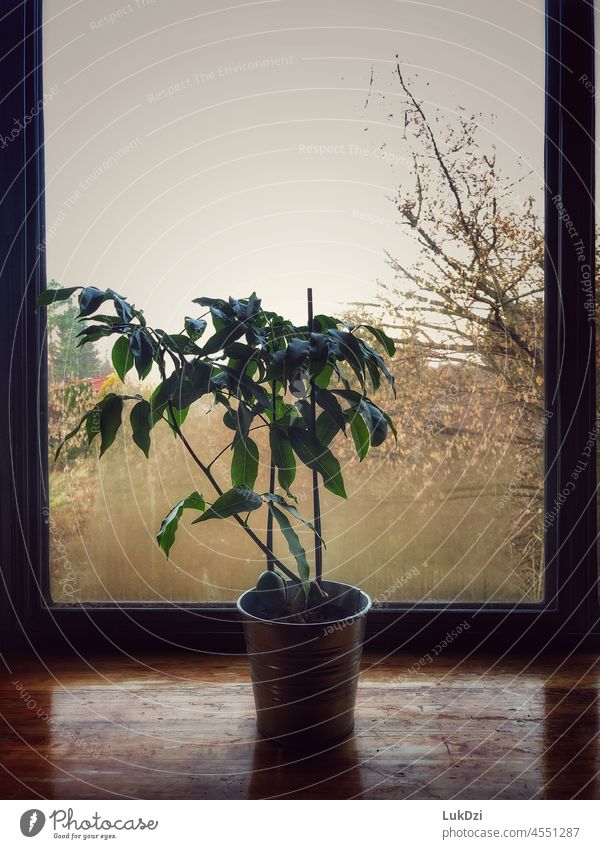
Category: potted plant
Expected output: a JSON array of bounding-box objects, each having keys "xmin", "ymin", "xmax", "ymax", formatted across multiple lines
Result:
[{"xmin": 38, "ymin": 285, "xmax": 396, "ymax": 745}]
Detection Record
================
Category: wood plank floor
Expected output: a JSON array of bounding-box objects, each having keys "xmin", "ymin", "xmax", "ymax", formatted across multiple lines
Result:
[{"xmin": 0, "ymin": 651, "xmax": 599, "ymax": 799}]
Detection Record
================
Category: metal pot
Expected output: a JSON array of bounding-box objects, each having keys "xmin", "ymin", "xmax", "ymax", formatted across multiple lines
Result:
[{"xmin": 237, "ymin": 580, "xmax": 371, "ymax": 746}]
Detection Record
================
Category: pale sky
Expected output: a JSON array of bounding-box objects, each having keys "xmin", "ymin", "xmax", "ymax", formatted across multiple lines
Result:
[{"xmin": 43, "ymin": 0, "xmax": 545, "ymax": 327}]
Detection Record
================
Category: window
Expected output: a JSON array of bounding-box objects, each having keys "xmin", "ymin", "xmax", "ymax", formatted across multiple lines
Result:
[
  {"xmin": 42, "ymin": 0, "xmax": 548, "ymax": 605},
  {"xmin": 1, "ymin": 0, "xmax": 596, "ymax": 650}
]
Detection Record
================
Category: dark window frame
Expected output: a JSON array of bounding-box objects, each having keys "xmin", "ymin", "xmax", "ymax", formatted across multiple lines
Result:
[{"xmin": 1, "ymin": 0, "xmax": 597, "ymax": 653}]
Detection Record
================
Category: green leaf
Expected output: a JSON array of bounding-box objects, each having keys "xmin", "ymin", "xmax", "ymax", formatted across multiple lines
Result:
[
  {"xmin": 82, "ymin": 392, "xmax": 138, "ymax": 449},
  {"xmin": 130, "ymin": 327, "xmax": 154, "ymax": 379},
  {"xmin": 149, "ymin": 381, "xmax": 171, "ymax": 427},
  {"xmin": 348, "ymin": 410, "xmax": 370, "ymax": 461},
  {"xmin": 165, "ymin": 404, "xmax": 190, "ymax": 429},
  {"xmin": 360, "ymin": 340, "xmax": 396, "ymax": 395},
  {"xmin": 231, "ymin": 434, "xmax": 259, "ymax": 489},
  {"xmin": 192, "ymin": 296, "xmax": 234, "ymax": 314},
  {"xmin": 78, "ymin": 286, "xmax": 110, "ymax": 318},
  {"xmin": 54, "ymin": 410, "xmax": 91, "ymax": 460},
  {"xmin": 273, "ymin": 398, "xmax": 299, "ymax": 427},
  {"xmin": 157, "ymin": 491, "xmax": 205, "ymax": 557},
  {"xmin": 224, "ymin": 342, "xmax": 259, "ymax": 362},
  {"xmin": 151, "ymin": 362, "xmax": 214, "ymax": 418},
  {"xmin": 85, "ymin": 395, "xmax": 116, "ymax": 446},
  {"xmin": 314, "ymin": 314, "xmax": 339, "ymax": 331},
  {"xmin": 331, "ymin": 391, "xmax": 392, "ymax": 446},
  {"xmin": 264, "ymin": 349, "xmax": 286, "ymax": 383},
  {"xmin": 227, "ymin": 297, "xmax": 247, "ymax": 320},
  {"xmin": 192, "ymin": 485, "xmax": 262, "ymax": 523},
  {"xmin": 262, "ymin": 493, "xmax": 324, "ymax": 544},
  {"xmin": 269, "ymin": 426, "xmax": 296, "ymax": 496},
  {"xmin": 328, "ymin": 329, "xmax": 366, "ymax": 388},
  {"xmin": 295, "ymin": 399, "xmax": 312, "ymax": 427},
  {"xmin": 76, "ymin": 325, "xmax": 120, "ymax": 347},
  {"xmin": 85, "ymin": 408, "xmax": 101, "ymax": 445},
  {"xmin": 112, "ymin": 336, "xmax": 134, "ymax": 382},
  {"xmin": 158, "ymin": 332, "xmax": 202, "ymax": 356},
  {"xmin": 315, "ymin": 363, "xmax": 334, "ymax": 389},
  {"xmin": 82, "ymin": 313, "xmax": 130, "ymax": 326},
  {"xmin": 36, "ymin": 286, "xmax": 80, "ymax": 308},
  {"xmin": 223, "ymin": 367, "xmax": 272, "ymax": 410},
  {"xmin": 330, "ymin": 387, "xmax": 364, "ymax": 403},
  {"xmin": 245, "ymin": 292, "xmax": 262, "ymax": 321},
  {"xmin": 308, "ymin": 333, "xmax": 330, "ymax": 378},
  {"xmin": 130, "ymin": 400, "xmax": 151, "ymax": 457},
  {"xmin": 288, "ymin": 429, "xmax": 347, "ymax": 499},
  {"xmin": 201, "ymin": 323, "xmax": 245, "ymax": 355},
  {"xmin": 316, "ymin": 411, "xmax": 341, "ymax": 447},
  {"xmin": 210, "ymin": 309, "xmax": 227, "ymax": 331},
  {"xmin": 105, "ymin": 288, "xmax": 133, "ymax": 323},
  {"xmin": 364, "ymin": 355, "xmax": 381, "ymax": 392},
  {"xmin": 358, "ymin": 400, "xmax": 388, "ymax": 447},
  {"xmin": 237, "ymin": 403, "xmax": 255, "ymax": 436},
  {"xmin": 315, "ymin": 388, "xmax": 346, "ymax": 433},
  {"xmin": 131, "ymin": 306, "xmax": 146, "ymax": 327},
  {"xmin": 184, "ymin": 317, "xmax": 207, "ymax": 341},
  {"xmin": 359, "ymin": 324, "xmax": 396, "ymax": 356},
  {"xmin": 99, "ymin": 394, "xmax": 124, "ymax": 457},
  {"xmin": 268, "ymin": 504, "xmax": 310, "ymax": 591},
  {"xmin": 223, "ymin": 402, "xmax": 254, "ymax": 436},
  {"xmin": 382, "ymin": 410, "xmax": 398, "ymax": 440},
  {"xmin": 176, "ymin": 362, "xmax": 215, "ymax": 408},
  {"xmin": 284, "ymin": 338, "xmax": 310, "ymax": 376}
]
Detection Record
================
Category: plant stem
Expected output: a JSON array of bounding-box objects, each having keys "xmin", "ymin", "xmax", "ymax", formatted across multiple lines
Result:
[
  {"xmin": 206, "ymin": 440, "xmax": 233, "ymax": 470},
  {"xmin": 266, "ymin": 382, "xmax": 276, "ymax": 571},
  {"xmin": 307, "ymin": 288, "xmax": 323, "ymax": 584},
  {"xmin": 166, "ymin": 402, "xmax": 300, "ymax": 584}
]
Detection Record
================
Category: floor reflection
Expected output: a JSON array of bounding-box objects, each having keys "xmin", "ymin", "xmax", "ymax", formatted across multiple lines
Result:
[
  {"xmin": 248, "ymin": 732, "xmax": 364, "ymax": 799},
  {"xmin": 1, "ymin": 673, "xmax": 55, "ymax": 798},
  {"xmin": 543, "ymin": 684, "xmax": 599, "ymax": 798}
]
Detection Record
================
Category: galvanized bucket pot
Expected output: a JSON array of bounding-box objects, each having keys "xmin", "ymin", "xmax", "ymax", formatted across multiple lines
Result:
[{"xmin": 237, "ymin": 580, "xmax": 371, "ymax": 746}]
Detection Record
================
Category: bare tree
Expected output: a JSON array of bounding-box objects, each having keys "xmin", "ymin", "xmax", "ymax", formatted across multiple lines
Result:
[{"xmin": 350, "ymin": 65, "xmax": 547, "ymax": 598}]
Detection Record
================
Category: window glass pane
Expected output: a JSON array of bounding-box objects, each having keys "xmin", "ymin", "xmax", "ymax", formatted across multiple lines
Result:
[{"xmin": 43, "ymin": 0, "xmax": 545, "ymax": 603}]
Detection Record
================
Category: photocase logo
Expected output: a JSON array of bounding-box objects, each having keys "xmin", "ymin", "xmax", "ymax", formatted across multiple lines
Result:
[{"xmin": 20, "ymin": 810, "xmax": 46, "ymax": 837}]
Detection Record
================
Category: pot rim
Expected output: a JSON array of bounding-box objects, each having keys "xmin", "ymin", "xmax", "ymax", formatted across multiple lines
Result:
[{"xmin": 237, "ymin": 579, "xmax": 372, "ymax": 627}]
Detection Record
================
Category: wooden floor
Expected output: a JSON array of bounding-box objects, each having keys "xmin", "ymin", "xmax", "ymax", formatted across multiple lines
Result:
[{"xmin": 0, "ymin": 651, "xmax": 599, "ymax": 799}]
